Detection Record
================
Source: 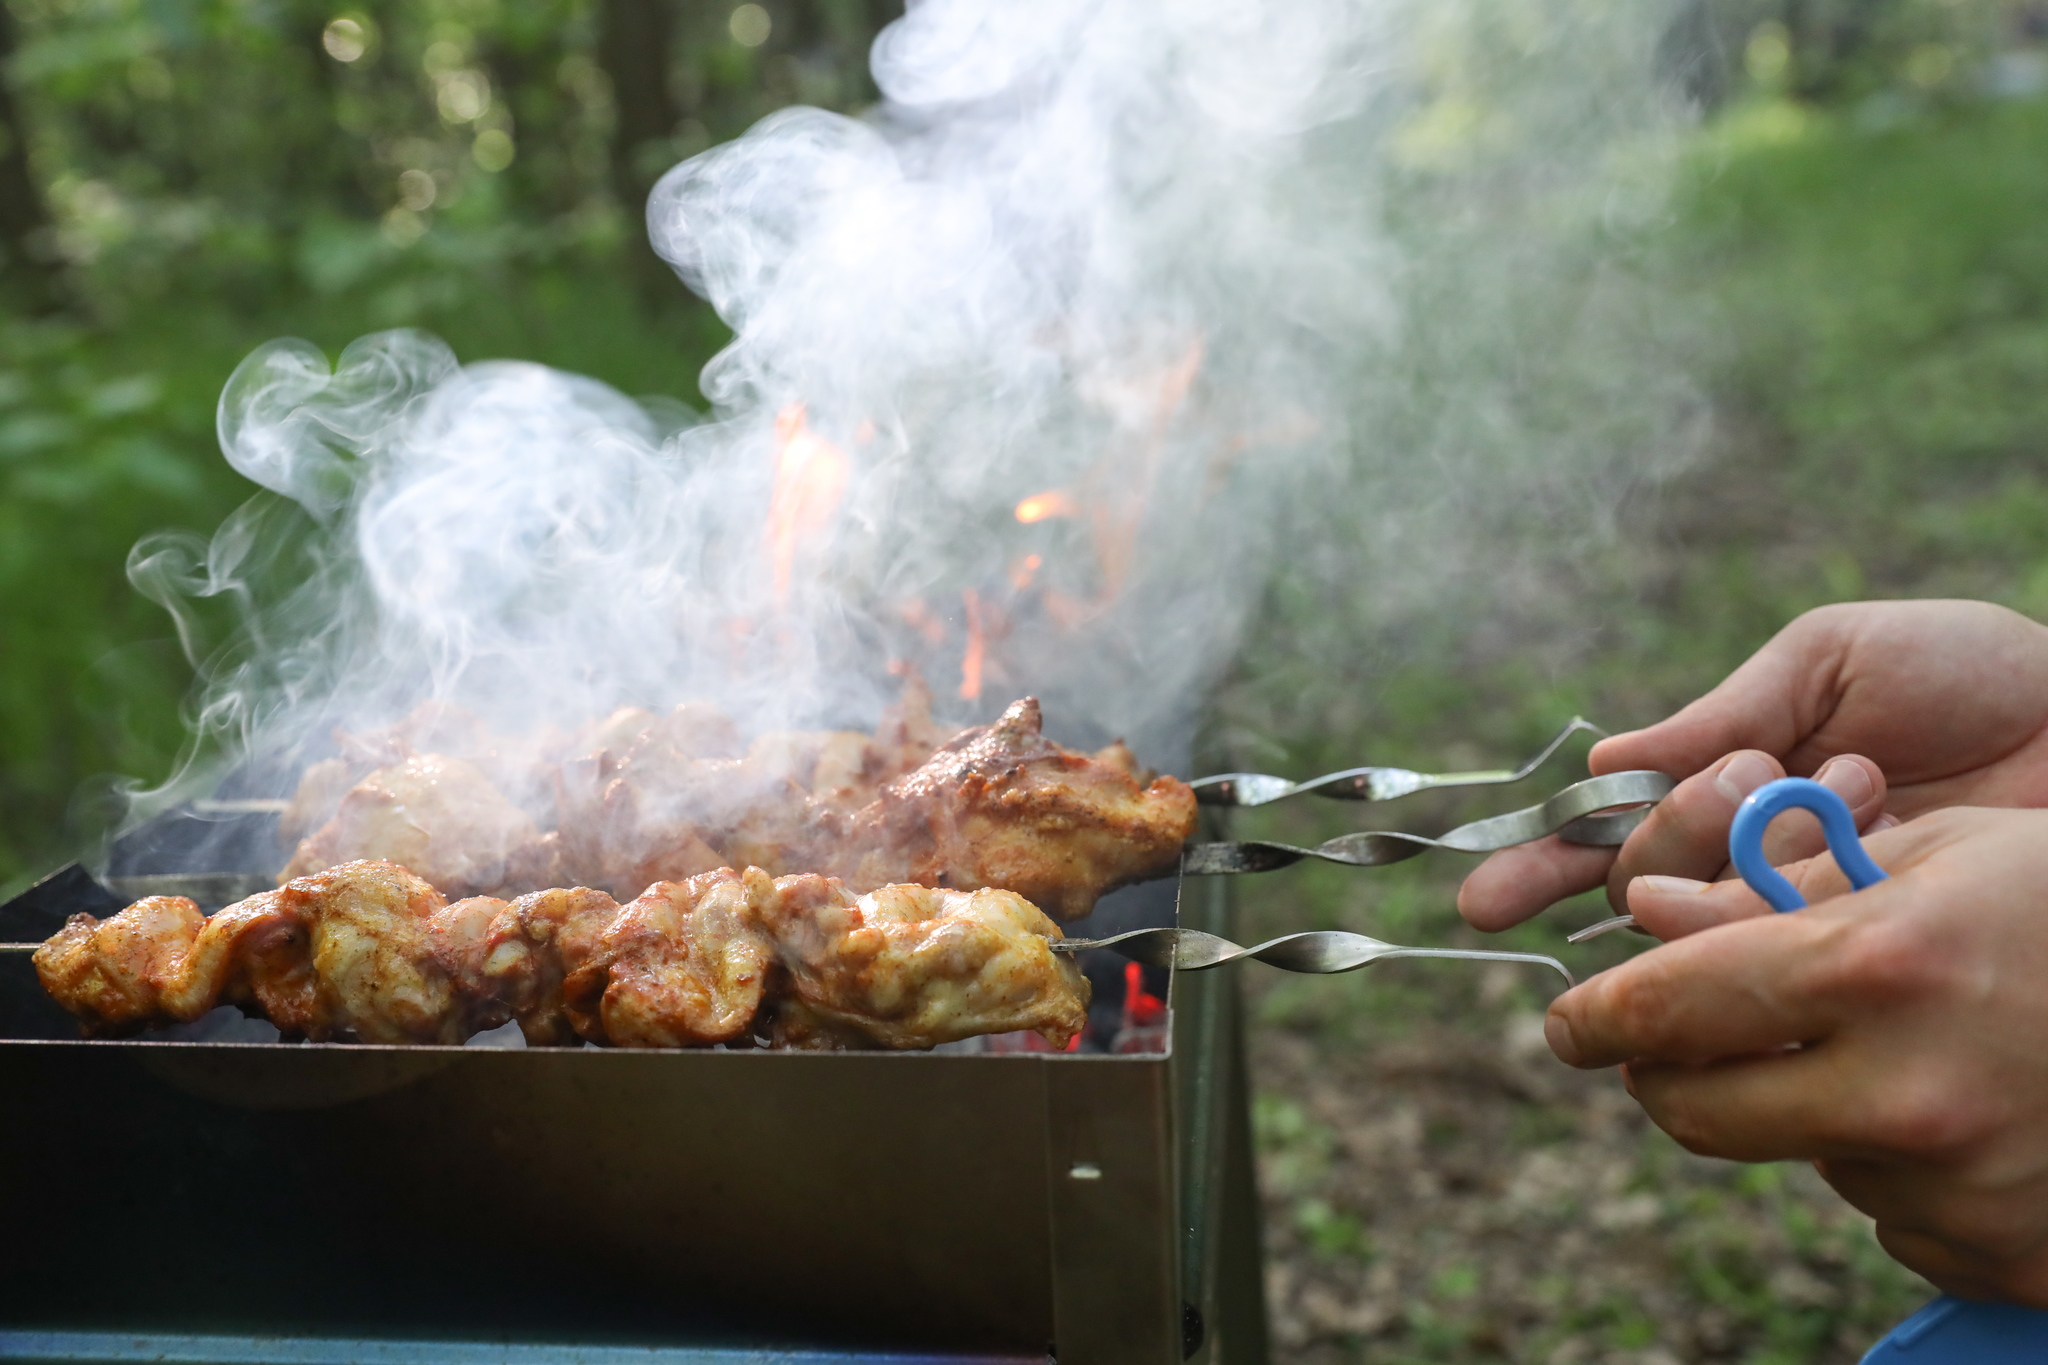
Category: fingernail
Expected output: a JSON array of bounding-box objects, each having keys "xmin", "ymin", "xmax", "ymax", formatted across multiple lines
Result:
[
  {"xmin": 1817, "ymin": 757, "xmax": 1873, "ymax": 807},
  {"xmin": 1870, "ymin": 812, "xmax": 1901, "ymax": 832},
  {"xmin": 1635, "ymin": 874, "xmax": 1710, "ymax": 895},
  {"xmin": 1544, "ymin": 1010, "xmax": 1581, "ymax": 1066},
  {"xmin": 1714, "ymin": 751, "xmax": 1777, "ymax": 805}
]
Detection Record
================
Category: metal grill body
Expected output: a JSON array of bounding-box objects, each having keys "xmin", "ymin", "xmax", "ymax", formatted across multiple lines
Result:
[{"xmin": 0, "ymin": 872, "xmax": 1264, "ymax": 1365}]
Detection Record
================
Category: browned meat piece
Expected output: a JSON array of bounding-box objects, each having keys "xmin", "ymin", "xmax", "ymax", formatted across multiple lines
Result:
[
  {"xmin": 548, "ymin": 681, "xmax": 960, "ymax": 900},
  {"xmin": 278, "ymin": 757, "xmax": 356, "ymax": 850},
  {"xmin": 563, "ymin": 868, "xmax": 777, "ymax": 1047},
  {"xmin": 334, "ymin": 700, "xmax": 497, "ymax": 771},
  {"xmin": 34, "ymin": 860, "xmax": 1094, "ymax": 1052},
  {"xmin": 274, "ymin": 860, "xmax": 490, "ymax": 1043},
  {"xmin": 871, "ymin": 672, "xmax": 955, "ymax": 776},
  {"xmin": 281, "ymin": 754, "xmax": 555, "ymax": 898},
  {"xmin": 824, "ymin": 697, "xmax": 1196, "ymax": 919},
  {"xmin": 552, "ymin": 703, "xmax": 752, "ymax": 899},
  {"xmin": 36, "ymin": 862, "xmax": 488, "ymax": 1043},
  {"xmin": 32, "ymin": 893, "xmax": 299, "ymax": 1037},
  {"xmin": 761, "ymin": 877, "xmax": 1089, "ymax": 1050},
  {"xmin": 467, "ymin": 886, "xmax": 622, "ymax": 1045},
  {"xmin": 279, "ymin": 703, "xmax": 511, "ymax": 849}
]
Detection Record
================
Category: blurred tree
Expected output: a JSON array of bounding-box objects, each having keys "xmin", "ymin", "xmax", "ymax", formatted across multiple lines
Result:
[
  {"xmin": 599, "ymin": 0, "xmax": 682, "ymax": 292},
  {"xmin": 0, "ymin": 0, "xmax": 909, "ymax": 889},
  {"xmin": 1664, "ymin": 0, "xmax": 2013, "ymax": 108},
  {"xmin": 0, "ymin": 0, "xmax": 55, "ymax": 312}
]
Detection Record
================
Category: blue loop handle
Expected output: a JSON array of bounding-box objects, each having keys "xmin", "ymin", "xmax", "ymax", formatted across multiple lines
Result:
[
  {"xmin": 1728, "ymin": 776, "xmax": 2048, "ymax": 1362},
  {"xmin": 1728, "ymin": 776, "xmax": 1888, "ymax": 913}
]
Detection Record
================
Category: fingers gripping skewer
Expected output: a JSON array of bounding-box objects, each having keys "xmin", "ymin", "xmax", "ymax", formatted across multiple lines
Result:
[
  {"xmin": 1181, "ymin": 769, "xmax": 1674, "ymax": 875},
  {"xmin": 1053, "ymin": 927, "xmax": 1574, "ymax": 989},
  {"xmin": 1191, "ymin": 717, "xmax": 1605, "ymax": 807}
]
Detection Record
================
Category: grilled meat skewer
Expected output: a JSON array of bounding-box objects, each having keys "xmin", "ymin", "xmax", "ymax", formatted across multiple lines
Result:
[
  {"xmin": 284, "ymin": 692, "xmax": 1194, "ymax": 919},
  {"xmin": 31, "ymin": 859, "xmax": 1089, "ymax": 1051}
]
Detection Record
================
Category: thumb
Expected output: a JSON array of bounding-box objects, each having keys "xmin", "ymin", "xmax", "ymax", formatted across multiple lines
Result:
[{"xmin": 1591, "ymin": 611, "xmax": 1851, "ymax": 778}]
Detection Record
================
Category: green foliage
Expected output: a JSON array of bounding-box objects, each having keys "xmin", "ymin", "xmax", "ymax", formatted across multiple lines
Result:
[
  {"xmin": 0, "ymin": 0, "xmax": 901, "ymax": 892},
  {"xmin": 0, "ymin": 270, "xmax": 733, "ymax": 892}
]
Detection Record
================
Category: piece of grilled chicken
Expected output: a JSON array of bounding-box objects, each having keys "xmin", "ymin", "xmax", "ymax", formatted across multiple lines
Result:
[
  {"xmin": 34, "ymin": 861, "xmax": 491, "ymax": 1043},
  {"xmin": 283, "ymin": 691, "xmax": 1193, "ymax": 919},
  {"xmin": 281, "ymin": 753, "xmax": 556, "ymax": 899},
  {"xmin": 558, "ymin": 696, "xmax": 1194, "ymax": 917},
  {"xmin": 763, "ymin": 875, "xmax": 1091, "ymax": 1049},
  {"xmin": 34, "ymin": 859, "xmax": 1089, "ymax": 1050},
  {"xmin": 819, "ymin": 698, "xmax": 1197, "ymax": 919}
]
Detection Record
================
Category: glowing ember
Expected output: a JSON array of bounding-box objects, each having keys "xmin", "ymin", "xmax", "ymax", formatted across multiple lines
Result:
[
  {"xmin": 958, "ymin": 588, "xmax": 986, "ymax": 701},
  {"xmin": 1009, "ymin": 552, "xmax": 1043, "ymax": 590},
  {"xmin": 1013, "ymin": 490, "xmax": 1079, "ymax": 524},
  {"xmin": 766, "ymin": 404, "xmax": 852, "ymax": 607},
  {"xmin": 1122, "ymin": 960, "xmax": 1165, "ymax": 1029}
]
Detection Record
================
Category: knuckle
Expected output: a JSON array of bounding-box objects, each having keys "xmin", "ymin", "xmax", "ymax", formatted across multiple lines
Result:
[
  {"xmin": 1855, "ymin": 1071, "xmax": 1989, "ymax": 1158},
  {"xmin": 1809, "ymin": 916, "xmax": 1949, "ymax": 1008}
]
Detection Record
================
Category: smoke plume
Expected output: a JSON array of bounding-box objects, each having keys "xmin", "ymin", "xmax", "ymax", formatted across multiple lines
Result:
[{"xmin": 122, "ymin": 0, "xmax": 1703, "ymax": 827}]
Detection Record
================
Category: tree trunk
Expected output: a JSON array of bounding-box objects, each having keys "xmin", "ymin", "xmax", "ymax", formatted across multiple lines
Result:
[
  {"xmin": 598, "ymin": 0, "xmax": 680, "ymax": 296},
  {"xmin": 0, "ymin": 1, "xmax": 58, "ymax": 312}
]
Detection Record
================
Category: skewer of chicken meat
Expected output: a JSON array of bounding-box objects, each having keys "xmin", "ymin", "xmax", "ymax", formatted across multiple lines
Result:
[
  {"xmin": 34, "ymin": 860, "xmax": 1089, "ymax": 1050},
  {"xmin": 34, "ymin": 861, "xmax": 503, "ymax": 1043},
  {"xmin": 817, "ymin": 697, "xmax": 1196, "ymax": 919},
  {"xmin": 278, "ymin": 689, "xmax": 1193, "ymax": 919}
]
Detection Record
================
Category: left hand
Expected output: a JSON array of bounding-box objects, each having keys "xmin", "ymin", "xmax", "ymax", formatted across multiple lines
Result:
[{"xmin": 1544, "ymin": 806, "xmax": 2048, "ymax": 1304}]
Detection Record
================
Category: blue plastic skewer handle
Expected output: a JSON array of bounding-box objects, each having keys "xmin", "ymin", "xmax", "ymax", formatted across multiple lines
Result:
[
  {"xmin": 1728, "ymin": 776, "xmax": 1889, "ymax": 912},
  {"xmin": 1729, "ymin": 777, "xmax": 2048, "ymax": 1364}
]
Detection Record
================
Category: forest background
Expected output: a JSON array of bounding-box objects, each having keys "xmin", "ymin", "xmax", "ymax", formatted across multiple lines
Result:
[{"xmin": 7, "ymin": 0, "xmax": 2048, "ymax": 1360}]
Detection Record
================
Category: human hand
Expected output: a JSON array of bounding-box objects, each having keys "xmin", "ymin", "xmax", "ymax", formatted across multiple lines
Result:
[
  {"xmin": 1461, "ymin": 600, "xmax": 2048, "ymax": 931},
  {"xmin": 1545, "ymin": 807, "xmax": 2048, "ymax": 1304}
]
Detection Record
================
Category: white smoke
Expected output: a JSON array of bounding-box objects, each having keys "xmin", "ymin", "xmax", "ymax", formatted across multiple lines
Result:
[{"xmin": 122, "ymin": 0, "xmax": 1702, "ymax": 822}]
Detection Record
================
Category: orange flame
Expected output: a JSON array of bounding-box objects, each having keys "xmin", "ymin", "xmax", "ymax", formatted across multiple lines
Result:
[
  {"xmin": 1014, "ymin": 490, "xmax": 1079, "ymax": 524},
  {"xmin": 767, "ymin": 404, "xmax": 852, "ymax": 608},
  {"xmin": 958, "ymin": 588, "xmax": 985, "ymax": 701},
  {"xmin": 1008, "ymin": 552, "xmax": 1043, "ymax": 590}
]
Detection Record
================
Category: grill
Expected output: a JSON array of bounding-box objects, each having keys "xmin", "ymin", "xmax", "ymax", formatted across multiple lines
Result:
[{"xmin": 0, "ymin": 810, "xmax": 1267, "ymax": 1365}]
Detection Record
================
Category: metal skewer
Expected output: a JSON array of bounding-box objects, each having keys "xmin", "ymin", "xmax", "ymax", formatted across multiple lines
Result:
[
  {"xmin": 1052, "ymin": 927, "xmax": 1574, "ymax": 988},
  {"xmin": 1, "ymin": 943, "xmax": 38, "ymax": 953},
  {"xmin": 1567, "ymin": 914, "xmax": 1642, "ymax": 943},
  {"xmin": 1182, "ymin": 769, "xmax": 1674, "ymax": 874},
  {"xmin": 1191, "ymin": 716, "xmax": 1605, "ymax": 807}
]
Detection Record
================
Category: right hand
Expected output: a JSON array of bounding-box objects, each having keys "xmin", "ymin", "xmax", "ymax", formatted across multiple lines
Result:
[{"xmin": 1458, "ymin": 600, "xmax": 2048, "ymax": 936}]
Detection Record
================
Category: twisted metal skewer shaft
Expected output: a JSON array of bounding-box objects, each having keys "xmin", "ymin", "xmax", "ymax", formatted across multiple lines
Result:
[
  {"xmin": 1181, "ymin": 769, "xmax": 1674, "ymax": 875},
  {"xmin": 1191, "ymin": 717, "xmax": 1605, "ymax": 807},
  {"xmin": 1053, "ymin": 927, "xmax": 1574, "ymax": 988}
]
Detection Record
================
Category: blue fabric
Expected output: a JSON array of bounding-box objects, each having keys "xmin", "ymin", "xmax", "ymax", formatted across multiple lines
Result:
[{"xmin": 1860, "ymin": 1295, "xmax": 2048, "ymax": 1362}]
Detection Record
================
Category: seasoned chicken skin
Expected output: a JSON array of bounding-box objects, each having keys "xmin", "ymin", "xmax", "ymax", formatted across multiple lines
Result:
[
  {"xmin": 275, "ymin": 681, "xmax": 1184, "ymax": 924},
  {"xmin": 38, "ymin": 862, "xmax": 504, "ymax": 1043},
  {"xmin": 762, "ymin": 877, "xmax": 1089, "ymax": 1050},
  {"xmin": 460, "ymin": 886, "xmax": 622, "ymax": 1045},
  {"xmin": 36, "ymin": 864, "xmax": 1091, "ymax": 1051},
  {"xmin": 561, "ymin": 868, "xmax": 777, "ymax": 1047},
  {"xmin": 825, "ymin": 698, "xmax": 1196, "ymax": 919},
  {"xmin": 31, "ymin": 893, "xmax": 300, "ymax": 1037},
  {"xmin": 282, "ymin": 754, "xmax": 554, "ymax": 897}
]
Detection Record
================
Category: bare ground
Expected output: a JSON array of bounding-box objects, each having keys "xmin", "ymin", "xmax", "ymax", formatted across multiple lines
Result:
[{"xmin": 1243, "ymin": 958, "xmax": 1932, "ymax": 1365}]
